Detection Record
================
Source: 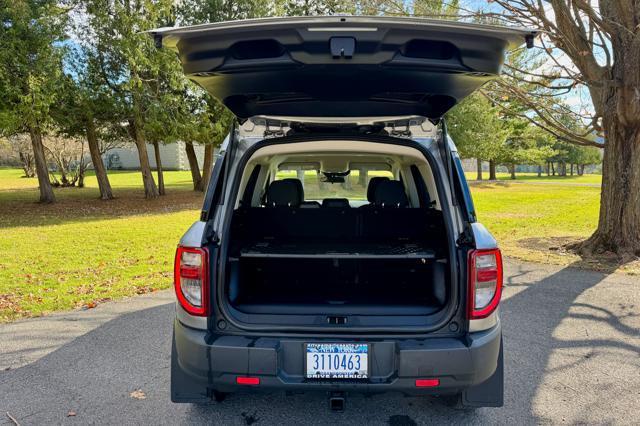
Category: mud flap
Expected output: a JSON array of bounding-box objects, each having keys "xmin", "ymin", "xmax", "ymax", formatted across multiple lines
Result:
[
  {"xmin": 171, "ymin": 331, "xmax": 210, "ymax": 403},
  {"xmin": 462, "ymin": 337, "xmax": 504, "ymax": 407}
]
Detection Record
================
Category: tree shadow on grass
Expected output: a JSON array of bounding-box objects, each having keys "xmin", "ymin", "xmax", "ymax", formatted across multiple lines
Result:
[
  {"xmin": 0, "ymin": 187, "xmax": 204, "ymax": 229},
  {"xmin": 0, "ymin": 262, "xmax": 637, "ymax": 424}
]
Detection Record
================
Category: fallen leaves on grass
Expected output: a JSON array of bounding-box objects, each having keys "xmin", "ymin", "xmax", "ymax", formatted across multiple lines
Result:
[
  {"xmin": 130, "ymin": 389, "xmax": 146, "ymax": 400},
  {"xmin": 0, "ymin": 294, "xmax": 21, "ymax": 311},
  {"xmin": 74, "ymin": 298, "xmax": 111, "ymax": 310},
  {"xmin": 135, "ymin": 286, "xmax": 155, "ymax": 295}
]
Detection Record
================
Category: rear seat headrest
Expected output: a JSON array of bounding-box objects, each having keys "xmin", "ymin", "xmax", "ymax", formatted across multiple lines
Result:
[
  {"xmin": 367, "ymin": 176, "xmax": 390, "ymax": 202},
  {"xmin": 265, "ymin": 179, "xmax": 303, "ymax": 207},
  {"xmin": 322, "ymin": 198, "xmax": 350, "ymax": 208},
  {"xmin": 373, "ymin": 180, "xmax": 409, "ymax": 208}
]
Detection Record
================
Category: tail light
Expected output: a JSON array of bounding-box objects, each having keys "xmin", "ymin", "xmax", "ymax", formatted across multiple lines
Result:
[
  {"xmin": 174, "ymin": 246, "xmax": 209, "ymax": 316},
  {"xmin": 468, "ymin": 248, "xmax": 502, "ymax": 320}
]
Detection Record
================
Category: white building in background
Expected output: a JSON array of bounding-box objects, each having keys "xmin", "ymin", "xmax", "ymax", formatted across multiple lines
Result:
[{"xmin": 102, "ymin": 141, "xmax": 206, "ymax": 171}]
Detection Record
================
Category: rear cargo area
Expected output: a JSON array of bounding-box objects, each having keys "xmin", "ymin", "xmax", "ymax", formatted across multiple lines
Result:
[{"xmin": 226, "ymin": 207, "xmax": 450, "ymax": 316}]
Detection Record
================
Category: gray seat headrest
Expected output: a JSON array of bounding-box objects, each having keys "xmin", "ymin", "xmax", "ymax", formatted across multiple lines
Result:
[
  {"xmin": 265, "ymin": 179, "xmax": 303, "ymax": 207},
  {"xmin": 366, "ymin": 176, "xmax": 390, "ymax": 202},
  {"xmin": 373, "ymin": 180, "xmax": 409, "ymax": 208}
]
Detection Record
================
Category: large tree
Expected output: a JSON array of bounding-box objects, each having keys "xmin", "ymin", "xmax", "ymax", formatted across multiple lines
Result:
[
  {"xmin": 497, "ymin": 118, "xmax": 555, "ymax": 179},
  {"xmin": 447, "ymin": 93, "xmax": 510, "ymax": 180},
  {"xmin": 53, "ymin": 47, "xmax": 121, "ymax": 200},
  {"xmin": 0, "ymin": 0, "xmax": 68, "ymax": 203},
  {"xmin": 83, "ymin": 0, "xmax": 187, "ymax": 199},
  {"xmin": 481, "ymin": 1, "xmax": 640, "ymax": 257},
  {"xmin": 177, "ymin": 92, "xmax": 232, "ymax": 191},
  {"xmin": 177, "ymin": 0, "xmax": 265, "ymax": 191}
]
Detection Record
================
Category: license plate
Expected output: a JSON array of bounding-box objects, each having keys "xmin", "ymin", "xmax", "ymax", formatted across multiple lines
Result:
[{"xmin": 305, "ymin": 343, "xmax": 368, "ymax": 379}]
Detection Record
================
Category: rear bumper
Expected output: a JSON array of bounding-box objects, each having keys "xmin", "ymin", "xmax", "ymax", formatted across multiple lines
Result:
[{"xmin": 171, "ymin": 319, "xmax": 502, "ymax": 402}]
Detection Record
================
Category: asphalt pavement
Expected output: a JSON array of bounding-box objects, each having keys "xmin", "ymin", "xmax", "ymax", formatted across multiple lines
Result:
[{"xmin": 1, "ymin": 260, "xmax": 638, "ymax": 425}]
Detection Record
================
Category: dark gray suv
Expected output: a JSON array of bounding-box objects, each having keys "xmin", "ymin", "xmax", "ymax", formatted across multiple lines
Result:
[{"xmin": 151, "ymin": 16, "xmax": 536, "ymax": 410}]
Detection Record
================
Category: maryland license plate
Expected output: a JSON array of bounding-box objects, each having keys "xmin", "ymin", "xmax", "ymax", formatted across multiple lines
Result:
[{"xmin": 305, "ymin": 343, "xmax": 368, "ymax": 379}]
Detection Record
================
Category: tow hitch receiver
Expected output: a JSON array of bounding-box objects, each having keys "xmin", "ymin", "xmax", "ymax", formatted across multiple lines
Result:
[{"xmin": 328, "ymin": 391, "xmax": 346, "ymax": 412}]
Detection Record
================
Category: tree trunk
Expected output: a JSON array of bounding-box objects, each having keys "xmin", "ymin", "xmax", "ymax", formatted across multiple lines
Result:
[
  {"xmin": 546, "ymin": 162, "xmax": 550, "ymax": 176},
  {"xmin": 317, "ymin": 170, "xmax": 326, "ymax": 190},
  {"xmin": 551, "ymin": 162, "xmax": 556, "ymax": 176},
  {"xmin": 580, "ymin": 113, "xmax": 640, "ymax": 256},
  {"xmin": 28, "ymin": 126, "xmax": 55, "ymax": 203},
  {"xmin": 570, "ymin": 163, "xmax": 574, "ymax": 176},
  {"xmin": 19, "ymin": 151, "xmax": 35, "ymax": 177},
  {"xmin": 341, "ymin": 173, "xmax": 352, "ymax": 190},
  {"xmin": 509, "ymin": 164, "xmax": 516, "ymax": 180},
  {"xmin": 476, "ymin": 158, "xmax": 483, "ymax": 180},
  {"xmin": 488, "ymin": 160, "xmax": 497, "ymax": 180},
  {"xmin": 184, "ymin": 142, "xmax": 203, "ymax": 191},
  {"xmin": 358, "ymin": 168, "xmax": 368, "ymax": 186},
  {"xmin": 296, "ymin": 169, "xmax": 306, "ymax": 191},
  {"xmin": 579, "ymin": 165, "xmax": 585, "ymax": 176},
  {"xmin": 537, "ymin": 165, "xmax": 542, "ymax": 177},
  {"xmin": 201, "ymin": 144, "xmax": 214, "ymax": 192},
  {"xmin": 86, "ymin": 121, "xmax": 113, "ymax": 200},
  {"xmin": 152, "ymin": 141, "xmax": 165, "ymax": 196},
  {"xmin": 130, "ymin": 121, "xmax": 158, "ymax": 199}
]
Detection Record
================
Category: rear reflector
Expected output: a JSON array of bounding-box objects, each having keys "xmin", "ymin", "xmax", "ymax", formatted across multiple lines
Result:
[
  {"xmin": 415, "ymin": 378, "xmax": 440, "ymax": 387},
  {"xmin": 236, "ymin": 376, "xmax": 260, "ymax": 385}
]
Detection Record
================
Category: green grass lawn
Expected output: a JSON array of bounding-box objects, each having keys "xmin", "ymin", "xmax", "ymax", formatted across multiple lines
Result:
[
  {"xmin": 0, "ymin": 169, "xmax": 202, "ymax": 321},
  {"xmin": 0, "ymin": 168, "xmax": 195, "ymax": 203},
  {"xmin": 464, "ymin": 171, "xmax": 602, "ymax": 184},
  {"xmin": 470, "ymin": 182, "xmax": 600, "ymax": 264},
  {"xmin": 0, "ymin": 167, "xmax": 631, "ymax": 322}
]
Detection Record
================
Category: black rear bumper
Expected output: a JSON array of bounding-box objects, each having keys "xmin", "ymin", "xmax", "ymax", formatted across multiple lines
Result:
[{"xmin": 171, "ymin": 319, "xmax": 503, "ymax": 406}]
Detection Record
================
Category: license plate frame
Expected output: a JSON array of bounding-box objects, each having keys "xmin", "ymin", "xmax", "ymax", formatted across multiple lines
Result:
[{"xmin": 305, "ymin": 343, "xmax": 369, "ymax": 379}]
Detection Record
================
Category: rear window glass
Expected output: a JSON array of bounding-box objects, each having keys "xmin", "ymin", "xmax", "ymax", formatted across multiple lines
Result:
[{"xmin": 275, "ymin": 169, "xmax": 394, "ymax": 201}]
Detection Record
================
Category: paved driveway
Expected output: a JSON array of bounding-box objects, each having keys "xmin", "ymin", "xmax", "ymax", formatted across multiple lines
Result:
[{"xmin": 1, "ymin": 260, "xmax": 638, "ymax": 425}]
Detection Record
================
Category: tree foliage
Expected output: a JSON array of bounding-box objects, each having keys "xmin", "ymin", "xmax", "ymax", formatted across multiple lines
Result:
[
  {"xmin": 447, "ymin": 93, "xmax": 509, "ymax": 165},
  {"xmin": 0, "ymin": 0, "xmax": 70, "ymax": 202}
]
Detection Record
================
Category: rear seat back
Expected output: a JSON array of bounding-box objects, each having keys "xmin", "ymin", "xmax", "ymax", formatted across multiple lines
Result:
[
  {"xmin": 232, "ymin": 207, "xmax": 444, "ymax": 243},
  {"xmin": 234, "ymin": 208, "xmax": 357, "ymax": 241},
  {"xmin": 235, "ymin": 178, "xmax": 443, "ymax": 243}
]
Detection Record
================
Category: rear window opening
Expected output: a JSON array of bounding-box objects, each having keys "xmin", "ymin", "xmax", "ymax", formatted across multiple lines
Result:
[
  {"xmin": 218, "ymin": 139, "xmax": 455, "ymax": 330},
  {"xmin": 274, "ymin": 167, "xmax": 394, "ymax": 206}
]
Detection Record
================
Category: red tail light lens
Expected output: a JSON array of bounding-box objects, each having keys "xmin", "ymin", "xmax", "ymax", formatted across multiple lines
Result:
[
  {"xmin": 468, "ymin": 248, "xmax": 503, "ymax": 320},
  {"xmin": 174, "ymin": 246, "xmax": 209, "ymax": 316}
]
